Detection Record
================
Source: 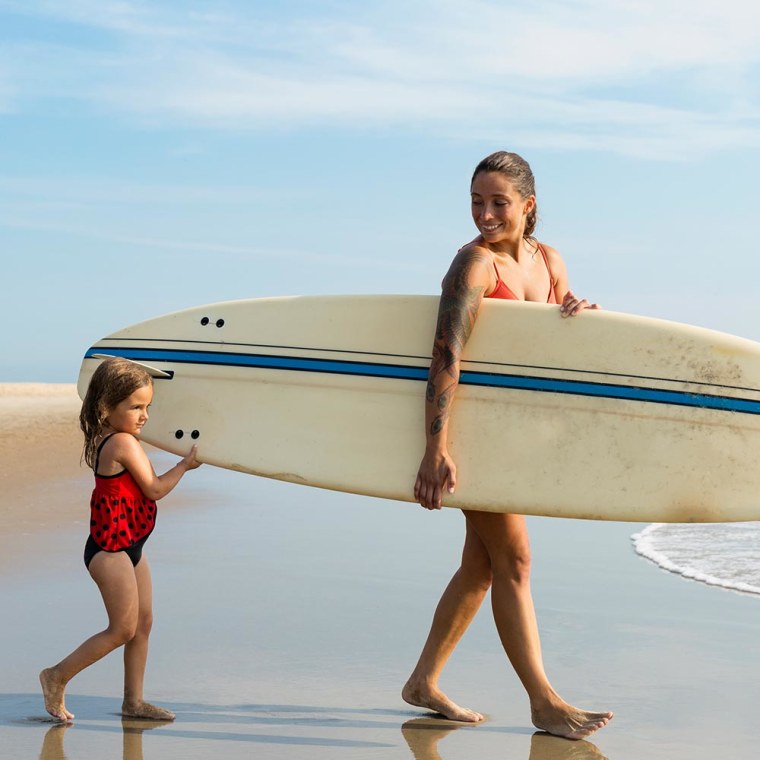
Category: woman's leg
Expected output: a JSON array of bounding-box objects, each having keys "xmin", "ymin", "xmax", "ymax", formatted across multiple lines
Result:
[
  {"xmin": 40, "ymin": 552, "xmax": 140, "ymax": 721},
  {"xmin": 463, "ymin": 510, "xmax": 612, "ymax": 739},
  {"xmin": 122, "ymin": 556, "xmax": 175, "ymax": 720},
  {"xmin": 402, "ymin": 518, "xmax": 492, "ymax": 721}
]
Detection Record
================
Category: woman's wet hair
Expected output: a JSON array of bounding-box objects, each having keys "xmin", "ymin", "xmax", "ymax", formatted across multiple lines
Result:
[
  {"xmin": 79, "ymin": 356, "xmax": 153, "ymax": 468},
  {"xmin": 471, "ymin": 151, "xmax": 538, "ymax": 238}
]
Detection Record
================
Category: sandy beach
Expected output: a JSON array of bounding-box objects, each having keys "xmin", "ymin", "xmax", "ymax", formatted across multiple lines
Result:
[{"xmin": 3, "ymin": 383, "xmax": 760, "ymax": 759}]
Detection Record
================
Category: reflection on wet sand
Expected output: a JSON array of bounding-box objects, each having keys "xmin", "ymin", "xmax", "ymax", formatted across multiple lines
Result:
[
  {"xmin": 38, "ymin": 717, "xmax": 173, "ymax": 760},
  {"xmin": 529, "ymin": 732, "xmax": 608, "ymax": 760},
  {"xmin": 401, "ymin": 716, "xmax": 472, "ymax": 760},
  {"xmin": 401, "ymin": 718, "xmax": 608, "ymax": 760},
  {"xmin": 39, "ymin": 723, "xmax": 70, "ymax": 760},
  {"xmin": 122, "ymin": 718, "xmax": 174, "ymax": 760}
]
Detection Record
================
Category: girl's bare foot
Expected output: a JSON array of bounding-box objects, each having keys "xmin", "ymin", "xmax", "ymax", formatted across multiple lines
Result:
[
  {"xmin": 121, "ymin": 700, "xmax": 176, "ymax": 721},
  {"xmin": 531, "ymin": 697, "xmax": 612, "ymax": 740},
  {"xmin": 39, "ymin": 667, "xmax": 74, "ymax": 722},
  {"xmin": 402, "ymin": 680, "xmax": 484, "ymax": 723}
]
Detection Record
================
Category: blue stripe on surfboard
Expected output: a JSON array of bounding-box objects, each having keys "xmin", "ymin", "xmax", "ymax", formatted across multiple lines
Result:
[{"xmin": 84, "ymin": 346, "xmax": 760, "ymax": 416}]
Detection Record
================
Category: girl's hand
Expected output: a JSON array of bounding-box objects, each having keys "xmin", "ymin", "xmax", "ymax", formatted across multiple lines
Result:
[
  {"xmin": 560, "ymin": 289, "xmax": 601, "ymax": 318},
  {"xmin": 414, "ymin": 447, "xmax": 457, "ymax": 510},
  {"xmin": 180, "ymin": 444, "xmax": 202, "ymax": 471}
]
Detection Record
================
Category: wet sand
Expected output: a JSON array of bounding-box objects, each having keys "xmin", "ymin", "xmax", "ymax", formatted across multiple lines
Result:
[
  {"xmin": 2, "ymin": 383, "xmax": 760, "ymax": 759},
  {"xmin": 0, "ymin": 384, "xmax": 83, "ymax": 564}
]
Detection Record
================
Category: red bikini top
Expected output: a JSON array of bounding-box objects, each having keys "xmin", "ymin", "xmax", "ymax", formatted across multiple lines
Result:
[{"xmin": 488, "ymin": 242, "xmax": 556, "ymax": 304}]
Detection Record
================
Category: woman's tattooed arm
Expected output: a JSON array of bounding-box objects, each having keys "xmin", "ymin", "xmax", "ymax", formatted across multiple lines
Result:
[{"xmin": 426, "ymin": 249, "xmax": 490, "ymax": 439}]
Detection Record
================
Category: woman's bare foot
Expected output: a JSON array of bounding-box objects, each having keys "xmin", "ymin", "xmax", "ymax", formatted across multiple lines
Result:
[
  {"xmin": 121, "ymin": 700, "xmax": 176, "ymax": 721},
  {"xmin": 531, "ymin": 697, "xmax": 612, "ymax": 740},
  {"xmin": 39, "ymin": 667, "xmax": 74, "ymax": 722},
  {"xmin": 402, "ymin": 680, "xmax": 484, "ymax": 722}
]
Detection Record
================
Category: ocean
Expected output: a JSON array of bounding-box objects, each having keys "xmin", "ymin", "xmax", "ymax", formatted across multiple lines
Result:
[{"xmin": 632, "ymin": 522, "xmax": 760, "ymax": 597}]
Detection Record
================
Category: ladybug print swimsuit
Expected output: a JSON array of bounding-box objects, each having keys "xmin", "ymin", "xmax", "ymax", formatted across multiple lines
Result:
[{"xmin": 83, "ymin": 434, "xmax": 157, "ymax": 569}]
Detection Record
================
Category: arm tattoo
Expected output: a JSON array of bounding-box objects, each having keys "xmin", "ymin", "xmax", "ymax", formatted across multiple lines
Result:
[{"xmin": 427, "ymin": 251, "xmax": 488, "ymax": 437}]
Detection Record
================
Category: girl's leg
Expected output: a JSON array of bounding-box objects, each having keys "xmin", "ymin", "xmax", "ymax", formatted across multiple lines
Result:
[
  {"xmin": 463, "ymin": 510, "xmax": 612, "ymax": 739},
  {"xmin": 40, "ymin": 552, "xmax": 139, "ymax": 721},
  {"xmin": 402, "ymin": 518, "xmax": 492, "ymax": 722},
  {"xmin": 122, "ymin": 556, "xmax": 174, "ymax": 720}
]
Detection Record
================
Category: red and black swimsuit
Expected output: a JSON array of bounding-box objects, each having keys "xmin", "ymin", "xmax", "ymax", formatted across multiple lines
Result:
[{"xmin": 83, "ymin": 434, "xmax": 157, "ymax": 569}]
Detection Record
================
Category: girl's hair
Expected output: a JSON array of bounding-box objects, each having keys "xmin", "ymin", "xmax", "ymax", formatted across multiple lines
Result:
[
  {"xmin": 79, "ymin": 357, "xmax": 153, "ymax": 468},
  {"xmin": 471, "ymin": 151, "xmax": 538, "ymax": 238}
]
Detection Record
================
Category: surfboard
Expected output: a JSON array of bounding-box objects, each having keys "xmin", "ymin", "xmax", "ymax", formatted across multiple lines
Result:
[{"xmin": 76, "ymin": 295, "xmax": 760, "ymax": 522}]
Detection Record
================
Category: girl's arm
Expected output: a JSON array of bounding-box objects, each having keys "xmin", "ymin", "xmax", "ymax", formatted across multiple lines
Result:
[
  {"xmin": 109, "ymin": 433, "xmax": 200, "ymax": 500},
  {"xmin": 414, "ymin": 247, "xmax": 492, "ymax": 510}
]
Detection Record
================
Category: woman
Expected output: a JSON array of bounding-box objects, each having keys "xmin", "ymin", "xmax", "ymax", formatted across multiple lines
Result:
[{"xmin": 402, "ymin": 151, "xmax": 613, "ymax": 740}]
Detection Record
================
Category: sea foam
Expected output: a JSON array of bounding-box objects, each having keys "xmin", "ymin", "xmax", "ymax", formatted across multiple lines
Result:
[{"xmin": 632, "ymin": 522, "xmax": 760, "ymax": 596}]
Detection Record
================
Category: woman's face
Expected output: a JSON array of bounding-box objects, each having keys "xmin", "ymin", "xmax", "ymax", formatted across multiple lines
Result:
[{"xmin": 470, "ymin": 171, "xmax": 534, "ymax": 244}]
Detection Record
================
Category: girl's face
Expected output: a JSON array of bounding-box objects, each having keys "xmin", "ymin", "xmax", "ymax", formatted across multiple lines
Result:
[
  {"xmin": 105, "ymin": 384, "xmax": 153, "ymax": 437},
  {"xmin": 470, "ymin": 171, "xmax": 534, "ymax": 245}
]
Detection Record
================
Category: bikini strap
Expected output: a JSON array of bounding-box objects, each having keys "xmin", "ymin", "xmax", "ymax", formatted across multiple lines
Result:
[
  {"xmin": 536, "ymin": 242, "xmax": 551, "ymax": 274},
  {"xmin": 535, "ymin": 242, "xmax": 555, "ymax": 301},
  {"xmin": 94, "ymin": 433, "xmax": 117, "ymax": 475}
]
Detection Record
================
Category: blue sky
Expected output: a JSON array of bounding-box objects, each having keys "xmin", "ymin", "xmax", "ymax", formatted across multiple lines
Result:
[{"xmin": 2, "ymin": 0, "xmax": 760, "ymax": 381}]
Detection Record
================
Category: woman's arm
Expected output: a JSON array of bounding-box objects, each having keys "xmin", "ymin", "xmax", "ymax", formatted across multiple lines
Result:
[{"xmin": 414, "ymin": 247, "xmax": 492, "ymax": 510}]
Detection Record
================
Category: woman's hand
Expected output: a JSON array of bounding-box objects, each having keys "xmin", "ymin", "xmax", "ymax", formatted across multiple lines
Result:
[
  {"xmin": 414, "ymin": 446, "xmax": 457, "ymax": 510},
  {"xmin": 560, "ymin": 289, "xmax": 601, "ymax": 318}
]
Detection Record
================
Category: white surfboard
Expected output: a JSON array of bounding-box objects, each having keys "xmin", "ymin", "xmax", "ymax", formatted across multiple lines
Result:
[{"xmin": 77, "ymin": 296, "xmax": 760, "ymax": 522}]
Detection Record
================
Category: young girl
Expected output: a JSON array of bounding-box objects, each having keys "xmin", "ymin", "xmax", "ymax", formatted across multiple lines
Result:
[{"xmin": 40, "ymin": 356, "xmax": 200, "ymax": 723}]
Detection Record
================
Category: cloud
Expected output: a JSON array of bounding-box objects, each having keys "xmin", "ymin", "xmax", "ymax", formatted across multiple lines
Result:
[
  {"xmin": 1, "ymin": 212, "xmax": 428, "ymax": 274},
  {"xmin": 0, "ymin": 176, "xmax": 276, "ymax": 206},
  {"xmin": 2, "ymin": 0, "xmax": 760, "ymax": 158},
  {"xmin": 0, "ymin": 175, "xmax": 428, "ymax": 273}
]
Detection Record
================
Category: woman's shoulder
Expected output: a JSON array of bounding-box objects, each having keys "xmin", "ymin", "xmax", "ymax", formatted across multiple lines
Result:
[
  {"xmin": 536, "ymin": 241, "xmax": 566, "ymax": 272},
  {"xmin": 536, "ymin": 239, "xmax": 560, "ymax": 258},
  {"xmin": 458, "ymin": 236, "xmax": 489, "ymax": 254},
  {"xmin": 453, "ymin": 239, "xmax": 494, "ymax": 268},
  {"xmin": 443, "ymin": 240, "xmax": 495, "ymax": 288}
]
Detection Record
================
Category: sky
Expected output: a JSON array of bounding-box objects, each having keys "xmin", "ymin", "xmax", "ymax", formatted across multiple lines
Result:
[{"xmin": 2, "ymin": 0, "xmax": 760, "ymax": 381}]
